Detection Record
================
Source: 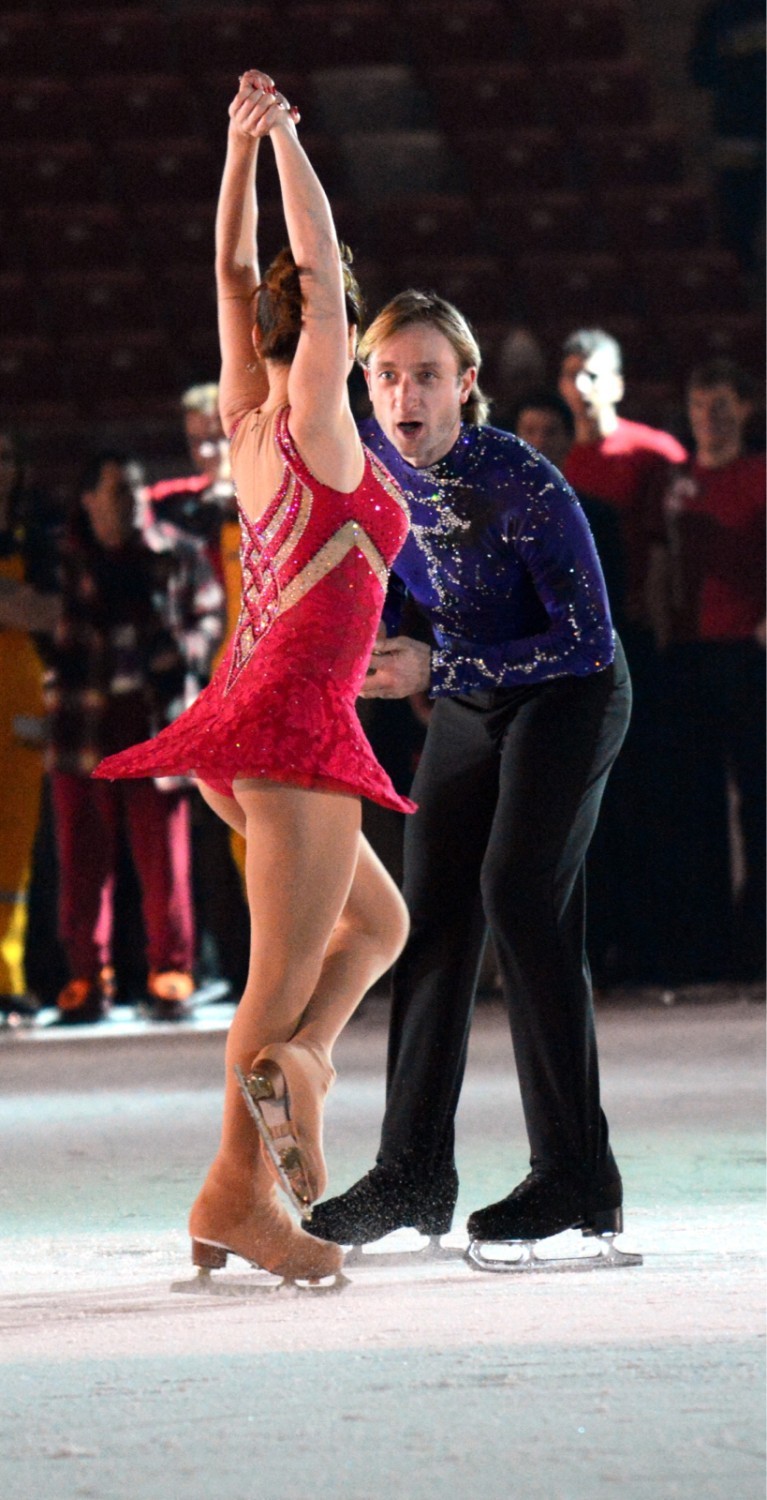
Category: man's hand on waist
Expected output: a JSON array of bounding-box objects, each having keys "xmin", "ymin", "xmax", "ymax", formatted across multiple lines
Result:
[{"xmin": 360, "ymin": 635, "xmax": 431, "ymax": 699}]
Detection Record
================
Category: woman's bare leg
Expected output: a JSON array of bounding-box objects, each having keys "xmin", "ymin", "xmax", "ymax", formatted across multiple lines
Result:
[
  {"xmin": 216, "ymin": 781, "xmax": 362, "ymax": 1171},
  {"xmin": 197, "ymin": 781, "xmax": 407, "ymax": 1056},
  {"xmin": 190, "ymin": 781, "xmax": 362, "ymax": 1275},
  {"xmin": 196, "ymin": 780, "xmax": 407, "ymax": 1208},
  {"xmin": 296, "ymin": 834, "xmax": 409, "ymax": 1054}
]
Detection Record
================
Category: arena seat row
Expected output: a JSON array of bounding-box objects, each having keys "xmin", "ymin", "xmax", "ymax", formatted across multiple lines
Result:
[
  {"xmin": 3, "ymin": 292, "xmax": 760, "ymax": 420},
  {"xmin": 0, "ymin": 53, "xmax": 656, "ymax": 143},
  {"xmin": 7, "ymin": 202, "xmax": 745, "ymax": 340},
  {"xmin": 0, "ymin": 3, "xmax": 632, "ymax": 78},
  {"xmin": 0, "ymin": 0, "xmax": 759, "ymax": 499}
]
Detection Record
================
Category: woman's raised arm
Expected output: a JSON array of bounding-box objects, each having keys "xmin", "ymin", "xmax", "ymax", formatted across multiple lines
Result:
[
  {"xmin": 215, "ymin": 73, "xmax": 289, "ymax": 435},
  {"xmin": 268, "ymin": 110, "xmax": 362, "ymax": 479}
]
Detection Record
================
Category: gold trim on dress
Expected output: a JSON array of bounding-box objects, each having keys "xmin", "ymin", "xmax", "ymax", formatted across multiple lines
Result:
[
  {"xmin": 223, "ymin": 411, "xmax": 404, "ymax": 698},
  {"xmin": 272, "ymin": 472, "xmax": 312, "ymax": 572},
  {"xmin": 279, "ymin": 520, "xmax": 388, "ymax": 613}
]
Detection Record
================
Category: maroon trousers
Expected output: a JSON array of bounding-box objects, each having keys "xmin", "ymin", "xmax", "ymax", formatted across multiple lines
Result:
[{"xmin": 51, "ymin": 772, "xmax": 195, "ymax": 981}]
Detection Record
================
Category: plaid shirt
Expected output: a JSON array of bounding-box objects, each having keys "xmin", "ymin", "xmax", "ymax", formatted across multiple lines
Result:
[{"xmin": 45, "ymin": 521, "xmax": 224, "ymax": 775}]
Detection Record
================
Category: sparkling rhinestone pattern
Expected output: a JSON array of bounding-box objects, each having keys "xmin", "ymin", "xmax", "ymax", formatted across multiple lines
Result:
[
  {"xmin": 91, "ymin": 406, "xmax": 415, "ymax": 815},
  {"xmin": 359, "ymin": 418, "xmax": 615, "ymax": 695},
  {"xmin": 224, "ymin": 465, "xmax": 309, "ymax": 695},
  {"xmin": 225, "ymin": 415, "xmax": 396, "ymax": 695}
]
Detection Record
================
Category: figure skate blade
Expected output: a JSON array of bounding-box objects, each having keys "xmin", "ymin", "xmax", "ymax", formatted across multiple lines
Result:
[
  {"xmin": 466, "ymin": 1233, "xmax": 643, "ymax": 1274},
  {"xmin": 234, "ymin": 1062, "xmax": 313, "ymax": 1220},
  {"xmin": 171, "ymin": 1266, "xmax": 349, "ymax": 1296}
]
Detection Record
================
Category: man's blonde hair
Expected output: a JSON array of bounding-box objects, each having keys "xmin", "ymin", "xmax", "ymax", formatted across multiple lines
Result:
[
  {"xmin": 181, "ymin": 383, "xmax": 219, "ymax": 416},
  {"xmin": 358, "ymin": 290, "xmax": 490, "ymax": 426}
]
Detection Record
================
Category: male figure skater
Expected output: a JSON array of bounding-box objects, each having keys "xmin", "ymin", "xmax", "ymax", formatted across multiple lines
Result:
[{"xmin": 309, "ymin": 291, "xmax": 633, "ymax": 1252}]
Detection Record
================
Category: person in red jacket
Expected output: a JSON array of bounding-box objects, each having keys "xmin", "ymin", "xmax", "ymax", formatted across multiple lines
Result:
[
  {"xmin": 558, "ymin": 327, "xmax": 687, "ymax": 984},
  {"xmin": 559, "ymin": 328, "xmax": 687, "ymax": 631},
  {"xmin": 658, "ymin": 359, "xmax": 765, "ymax": 980}
]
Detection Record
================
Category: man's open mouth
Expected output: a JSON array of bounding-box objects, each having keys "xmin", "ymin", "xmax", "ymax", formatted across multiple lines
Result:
[{"xmin": 397, "ymin": 421, "xmax": 423, "ymax": 435}]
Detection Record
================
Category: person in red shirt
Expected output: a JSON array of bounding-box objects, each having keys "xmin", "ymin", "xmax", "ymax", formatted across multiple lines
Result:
[
  {"xmin": 658, "ymin": 359, "xmax": 765, "ymax": 980},
  {"xmin": 558, "ymin": 328, "xmax": 688, "ymax": 984},
  {"xmin": 559, "ymin": 329, "xmax": 687, "ymax": 629}
]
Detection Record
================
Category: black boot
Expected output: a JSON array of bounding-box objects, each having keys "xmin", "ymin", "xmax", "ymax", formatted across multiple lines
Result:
[
  {"xmin": 466, "ymin": 1163, "xmax": 623, "ymax": 1243},
  {"xmin": 307, "ymin": 1162, "xmax": 458, "ymax": 1245}
]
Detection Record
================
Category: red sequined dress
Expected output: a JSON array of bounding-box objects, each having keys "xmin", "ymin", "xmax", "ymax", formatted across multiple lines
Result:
[{"xmin": 94, "ymin": 406, "xmax": 415, "ymax": 814}]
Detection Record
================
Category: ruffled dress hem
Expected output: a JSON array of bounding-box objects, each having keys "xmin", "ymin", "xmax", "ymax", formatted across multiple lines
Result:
[{"xmin": 94, "ymin": 749, "xmax": 416, "ymax": 816}]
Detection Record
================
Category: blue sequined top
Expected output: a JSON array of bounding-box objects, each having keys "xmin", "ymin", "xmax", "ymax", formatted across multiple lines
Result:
[{"xmin": 359, "ymin": 418, "xmax": 615, "ymax": 696}]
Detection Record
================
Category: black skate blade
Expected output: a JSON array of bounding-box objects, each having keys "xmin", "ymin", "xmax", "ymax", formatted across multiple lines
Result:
[
  {"xmin": 233, "ymin": 1062, "xmax": 313, "ymax": 1221},
  {"xmin": 466, "ymin": 1233, "xmax": 643, "ymax": 1274},
  {"xmin": 171, "ymin": 1267, "xmax": 349, "ymax": 1297}
]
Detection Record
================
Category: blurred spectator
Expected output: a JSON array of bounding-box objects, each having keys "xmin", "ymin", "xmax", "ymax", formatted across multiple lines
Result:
[
  {"xmin": 46, "ymin": 452, "xmax": 224, "ymax": 1023},
  {"xmin": 493, "ymin": 326, "xmax": 548, "ymax": 425},
  {"xmin": 689, "ymin": 0, "xmax": 766, "ymax": 269},
  {"xmin": 558, "ymin": 330, "xmax": 688, "ymax": 983},
  {"xmin": 142, "ymin": 382, "xmax": 237, "ymax": 594},
  {"xmin": 511, "ymin": 389, "xmax": 573, "ymax": 471},
  {"xmin": 559, "ymin": 329, "xmax": 687, "ymax": 631},
  {"xmin": 0, "ymin": 429, "xmax": 60, "ymax": 1021},
  {"xmin": 143, "ymin": 383, "xmax": 249, "ymax": 992},
  {"xmin": 656, "ymin": 360, "xmax": 765, "ymax": 979}
]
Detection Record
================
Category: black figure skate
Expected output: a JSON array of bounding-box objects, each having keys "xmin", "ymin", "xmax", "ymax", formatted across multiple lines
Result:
[
  {"xmin": 465, "ymin": 1166, "xmax": 643, "ymax": 1273},
  {"xmin": 308, "ymin": 1162, "xmax": 462, "ymax": 1266}
]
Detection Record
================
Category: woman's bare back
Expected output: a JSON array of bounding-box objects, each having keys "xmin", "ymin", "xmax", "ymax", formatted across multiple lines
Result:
[{"xmin": 231, "ymin": 405, "xmax": 287, "ymax": 525}]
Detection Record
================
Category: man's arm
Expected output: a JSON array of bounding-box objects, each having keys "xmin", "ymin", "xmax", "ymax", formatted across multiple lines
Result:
[{"xmin": 430, "ymin": 465, "xmax": 615, "ymax": 695}]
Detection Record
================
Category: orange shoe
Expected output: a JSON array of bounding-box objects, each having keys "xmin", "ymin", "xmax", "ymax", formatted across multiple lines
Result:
[
  {"xmin": 147, "ymin": 969, "xmax": 195, "ymax": 1021},
  {"xmin": 99, "ymin": 965, "xmax": 117, "ymax": 1003},
  {"xmin": 188, "ymin": 1159, "xmax": 344, "ymax": 1283},
  {"xmin": 238, "ymin": 1039, "xmax": 335, "ymax": 1208},
  {"xmin": 56, "ymin": 977, "xmax": 110, "ymax": 1025}
]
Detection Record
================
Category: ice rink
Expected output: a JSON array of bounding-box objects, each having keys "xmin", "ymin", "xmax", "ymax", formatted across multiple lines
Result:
[{"xmin": 1, "ymin": 991, "xmax": 764, "ymax": 1500}]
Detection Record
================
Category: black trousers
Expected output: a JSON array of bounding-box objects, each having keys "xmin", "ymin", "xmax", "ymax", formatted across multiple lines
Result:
[
  {"xmin": 584, "ymin": 624, "xmax": 667, "ymax": 983},
  {"xmin": 377, "ymin": 640, "xmax": 632, "ymax": 1184},
  {"xmin": 655, "ymin": 641, "xmax": 766, "ymax": 982}
]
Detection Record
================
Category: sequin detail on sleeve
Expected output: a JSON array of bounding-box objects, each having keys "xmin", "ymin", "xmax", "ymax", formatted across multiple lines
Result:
[{"xmin": 359, "ymin": 419, "xmax": 614, "ymax": 695}]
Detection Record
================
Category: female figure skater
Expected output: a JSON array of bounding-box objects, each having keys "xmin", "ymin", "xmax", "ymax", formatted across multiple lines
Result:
[{"xmin": 95, "ymin": 72, "xmax": 413, "ymax": 1283}]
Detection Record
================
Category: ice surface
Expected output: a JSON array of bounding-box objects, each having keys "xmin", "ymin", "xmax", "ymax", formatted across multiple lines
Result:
[{"xmin": 0, "ymin": 996, "xmax": 764, "ymax": 1500}]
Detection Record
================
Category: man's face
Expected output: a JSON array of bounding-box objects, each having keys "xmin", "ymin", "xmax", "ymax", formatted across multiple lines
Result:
[
  {"xmin": 558, "ymin": 348, "xmax": 624, "ymax": 421},
  {"xmin": 515, "ymin": 407, "xmax": 572, "ymax": 470},
  {"xmin": 365, "ymin": 324, "xmax": 476, "ymax": 468},
  {"xmin": 184, "ymin": 409, "xmax": 226, "ymax": 483},
  {"xmin": 687, "ymin": 383, "xmax": 750, "ymax": 458}
]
